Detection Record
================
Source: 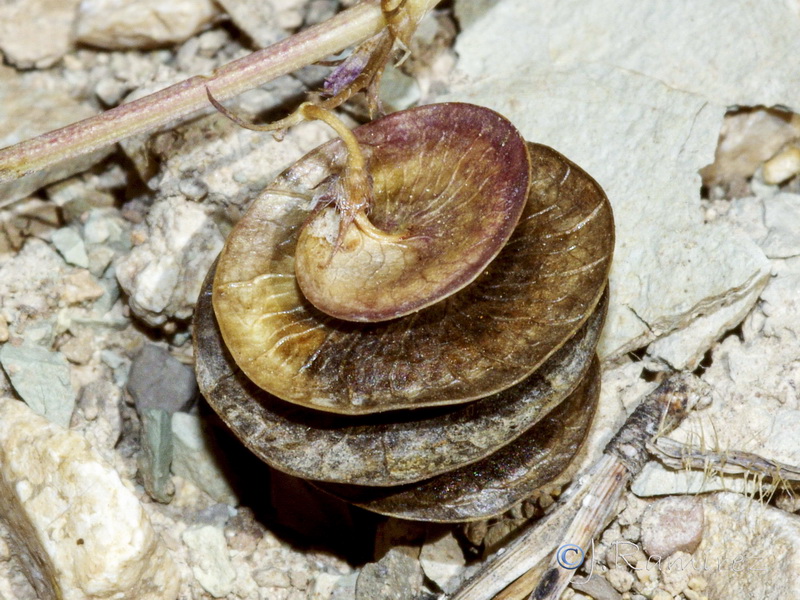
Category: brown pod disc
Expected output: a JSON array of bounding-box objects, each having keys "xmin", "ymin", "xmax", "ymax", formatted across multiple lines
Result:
[
  {"xmin": 312, "ymin": 357, "xmax": 601, "ymax": 522},
  {"xmin": 294, "ymin": 104, "xmax": 531, "ymax": 322},
  {"xmin": 196, "ymin": 268, "xmax": 607, "ymax": 486},
  {"xmin": 211, "ymin": 104, "xmax": 614, "ymax": 415}
]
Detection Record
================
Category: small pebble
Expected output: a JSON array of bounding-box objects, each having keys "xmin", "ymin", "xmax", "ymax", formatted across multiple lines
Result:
[
  {"xmin": 51, "ymin": 226, "xmax": 89, "ymax": 268},
  {"xmin": 641, "ymin": 496, "xmax": 704, "ymax": 558},
  {"xmin": 419, "ymin": 531, "xmax": 466, "ymax": 592},
  {"xmin": 127, "ymin": 344, "xmax": 197, "ymax": 414},
  {"xmin": 139, "ymin": 408, "xmax": 175, "ymax": 503},
  {"xmin": 683, "ymin": 588, "xmax": 704, "ymax": 600},
  {"xmin": 355, "ymin": 548, "xmax": 423, "ymax": 600},
  {"xmin": 182, "ymin": 524, "xmax": 236, "ymax": 598},
  {"xmin": 634, "ymin": 559, "xmax": 656, "ymax": 584},
  {"xmin": 687, "ymin": 575, "xmax": 708, "ymax": 591},
  {"xmin": 254, "ymin": 567, "xmax": 291, "ymax": 588},
  {"xmin": 60, "ymin": 270, "xmax": 106, "ymax": 305},
  {"xmin": 59, "ymin": 331, "xmax": 95, "ymax": 365},
  {"xmin": 606, "ymin": 568, "xmax": 635, "ymax": 593},
  {"xmin": 763, "ymin": 145, "xmax": 800, "ymax": 185}
]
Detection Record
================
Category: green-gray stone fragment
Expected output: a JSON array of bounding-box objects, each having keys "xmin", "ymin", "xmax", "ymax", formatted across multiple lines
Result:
[
  {"xmin": 51, "ymin": 227, "xmax": 89, "ymax": 268},
  {"xmin": 139, "ymin": 408, "xmax": 174, "ymax": 503},
  {"xmin": 0, "ymin": 344, "xmax": 76, "ymax": 427}
]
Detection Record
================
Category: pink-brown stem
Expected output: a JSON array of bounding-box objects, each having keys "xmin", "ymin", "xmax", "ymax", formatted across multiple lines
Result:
[{"xmin": 0, "ymin": 0, "xmax": 439, "ymax": 185}]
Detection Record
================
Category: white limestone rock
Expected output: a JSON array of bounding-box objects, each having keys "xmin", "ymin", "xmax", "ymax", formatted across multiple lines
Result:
[
  {"xmin": 0, "ymin": 66, "xmax": 106, "ymax": 205},
  {"xmin": 123, "ymin": 111, "xmax": 331, "ymax": 222},
  {"xmin": 0, "ymin": 0, "xmax": 80, "ymax": 68},
  {"xmin": 75, "ymin": 0, "xmax": 219, "ymax": 50},
  {"xmin": 115, "ymin": 197, "xmax": 224, "ymax": 327},
  {"xmin": 215, "ymin": 0, "xmax": 283, "ymax": 48},
  {"xmin": 758, "ymin": 193, "xmax": 800, "ymax": 259},
  {"xmin": 455, "ymin": 0, "xmax": 800, "ymax": 108},
  {"xmin": 696, "ymin": 493, "xmax": 800, "ymax": 599},
  {"xmin": 0, "ymin": 398, "xmax": 179, "ymax": 600},
  {"xmin": 182, "ymin": 524, "xmax": 236, "ymax": 598},
  {"xmin": 419, "ymin": 531, "xmax": 465, "ymax": 593},
  {"xmin": 447, "ymin": 1, "xmax": 780, "ymax": 365},
  {"xmin": 644, "ymin": 276, "xmax": 766, "ymax": 371},
  {"xmin": 649, "ymin": 202, "xmax": 800, "ymax": 497}
]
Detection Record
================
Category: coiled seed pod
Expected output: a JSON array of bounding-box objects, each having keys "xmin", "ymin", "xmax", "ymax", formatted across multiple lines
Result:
[{"xmin": 194, "ymin": 102, "xmax": 614, "ymax": 522}]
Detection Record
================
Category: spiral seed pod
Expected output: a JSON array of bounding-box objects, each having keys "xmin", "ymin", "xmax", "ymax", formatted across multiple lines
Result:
[{"xmin": 194, "ymin": 103, "xmax": 614, "ymax": 522}]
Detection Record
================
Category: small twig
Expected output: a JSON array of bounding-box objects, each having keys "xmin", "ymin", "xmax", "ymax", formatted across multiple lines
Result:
[
  {"xmin": 448, "ymin": 373, "xmax": 712, "ymax": 600},
  {"xmin": 648, "ymin": 437, "xmax": 800, "ymax": 482},
  {"xmin": 0, "ymin": 0, "xmax": 441, "ymax": 187}
]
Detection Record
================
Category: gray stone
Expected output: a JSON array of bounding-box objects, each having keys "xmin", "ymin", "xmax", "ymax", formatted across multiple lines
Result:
[
  {"xmin": 51, "ymin": 227, "xmax": 89, "ymax": 268},
  {"xmin": 171, "ymin": 412, "xmax": 237, "ymax": 505},
  {"xmin": 419, "ymin": 531, "xmax": 465, "ymax": 593},
  {"xmin": 355, "ymin": 548, "xmax": 423, "ymax": 600},
  {"xmin": 127, "ymin": 344, "xmax": 197, "ymax": 414},
  {"xmin": 0, "ymin": 344, "xmax": 76, "ymax": 428},
  {"xmin": 139, "ymin": 408, "xmax": 175, "ymax": 504}
]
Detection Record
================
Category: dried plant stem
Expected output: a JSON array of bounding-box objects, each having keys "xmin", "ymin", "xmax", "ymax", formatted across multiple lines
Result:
[
  {"xmin": 0, "ymin": 0, "xmax": 441, "ymax": 185},
  {"xmin": 649, "ymin": 437, "xmax": 800, "ymax": 482}
]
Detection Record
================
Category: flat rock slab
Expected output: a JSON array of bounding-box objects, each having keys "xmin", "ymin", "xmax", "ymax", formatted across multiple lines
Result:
[
  {"xmin": 0, "ymin": 344, "xmax": 75, "ymax": 428},
  {"xmin": 455, "ymin": 0, "xmax": 800, "ymax": 107},
  {"xmin": 698, "ymin": 492, "xmax": 800, "ymax": 599},
  {"xmin": 0, "ymin": 398, "xmax": 179, "ymax": 600},
  {"xmin": 447, "ymin": 0, "xmax": 797, "ymax": 367}
]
